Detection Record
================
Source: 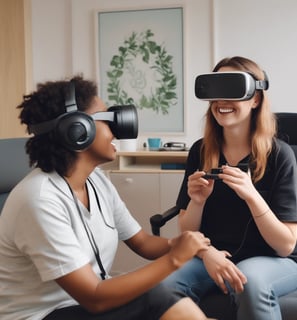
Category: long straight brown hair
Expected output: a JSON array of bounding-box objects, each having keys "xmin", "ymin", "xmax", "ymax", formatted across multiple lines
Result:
[{"xmin": 201, "ymin": 56, "xmax": 276, "ymax": 183}]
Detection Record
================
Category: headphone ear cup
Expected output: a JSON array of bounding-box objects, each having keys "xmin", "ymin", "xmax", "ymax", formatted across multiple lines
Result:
[{"xmin": 55, "ymin": 112, "xmax": 96, "ymax": 151}]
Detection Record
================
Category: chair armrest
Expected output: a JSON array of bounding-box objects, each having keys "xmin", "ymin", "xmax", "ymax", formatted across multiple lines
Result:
[{"xmin": 150, "ymin": 206, "xmax": 180, "ymax": 236}]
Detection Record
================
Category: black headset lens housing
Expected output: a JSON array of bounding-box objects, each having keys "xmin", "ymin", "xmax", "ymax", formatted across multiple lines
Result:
[
  {"xmin": 90, "ymin": 104, "xmax": 138, "ymax": 140},
  {"xmin": 107, "ymin": 105, "xmax": 138, "ymax": 139},
  {"xmin": 195, "ymin": 71, "xmax": 269, "ymax": 101}
]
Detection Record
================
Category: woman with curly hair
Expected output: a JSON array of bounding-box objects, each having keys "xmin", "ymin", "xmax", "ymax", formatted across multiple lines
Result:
[{"xmin": 0, "ymin": 76, "xmax": 213, "ymax": 320}]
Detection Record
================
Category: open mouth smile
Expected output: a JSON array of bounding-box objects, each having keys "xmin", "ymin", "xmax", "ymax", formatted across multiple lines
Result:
[{"xmin": 218, "ymin": 107, "xmax": 234, "ymax": 114}]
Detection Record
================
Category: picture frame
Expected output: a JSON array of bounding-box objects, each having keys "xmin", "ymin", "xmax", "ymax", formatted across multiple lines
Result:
[{"xmin": 96, "ymin": 6, "xmax": 184, "ymax": 134}]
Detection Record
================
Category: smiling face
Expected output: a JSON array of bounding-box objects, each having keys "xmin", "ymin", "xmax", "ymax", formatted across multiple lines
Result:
[{"xmin": 210, "ymin": 67, "xmax": 260, "ymax": 130}]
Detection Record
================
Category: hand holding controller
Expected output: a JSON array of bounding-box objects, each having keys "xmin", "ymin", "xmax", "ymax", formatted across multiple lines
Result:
[
  {"xmin": 203, "ymin": 168, "xmax": 223, "ymax": 180},
  {"xmin": 203, "ymin": 163, "xmax": 249, "ymax": 180}
]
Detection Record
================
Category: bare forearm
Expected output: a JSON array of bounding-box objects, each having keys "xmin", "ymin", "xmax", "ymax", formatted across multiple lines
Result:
[
  {"xmin": 246, "ymin": 192, "xmax": 297, "ymax": 256},
  {"xmin": 179, "ymin": 200, "xmax": 205, "ymax": 232},
  {"xmin": 93, "ymin": 254, "xmax": 177, "ymax": 312},
  {"xmin": 95, "ymin": 231, "xmax": 210, "ymax": 312},
  {"xmin": 130, "ymin": 235, "xmax": 170, "ymax": 260},
  {"xmin": 57, "ymin": 231, "xmax": 210, "ymax": 314},
  {"xmin": 58, "ymin": 255, "xmax": 178, "ymax": 314}
]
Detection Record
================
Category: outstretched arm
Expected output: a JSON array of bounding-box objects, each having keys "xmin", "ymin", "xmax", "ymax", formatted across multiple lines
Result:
[{"xmin": 56, "ymin": 230, "xmax": 210, "ymax": 314}]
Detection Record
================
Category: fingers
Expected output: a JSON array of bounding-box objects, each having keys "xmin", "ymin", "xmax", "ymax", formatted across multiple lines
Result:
[
  {"xmin": 216, "ymin": 264, "xmax": 247, "ymax": 294},
  {"xmin": 169, "ymin": 231, "xmax": 211, "ymax": 266},
  {"xmin": 215, "ymin": 274, "xmax": 229, "ymax": 294},
  {"xmin": 203, "ymin": 248, "xmax": 247, "ymax": 294},
  {"xmin": 221, "ymin": 266, "xmax": 247, "ymax": 293},
  {"xmin": 188, "ymin": 171, "xmax": 214, "ymax": 203},
  {"xmin": 183, "ymin": 231, "xmax": 210, "ymax": 251},
  {"xmin": 221, "ymin": 250, "xmax": 232, "ymax": 258},
  {"xmin": 201, "ymin": 235, "xmax": 211, "ymax": 247},
  {"xmin": 220, "ymin": 166, "xmax": 250, "ymax": 182},
  {"xmin": 170, "ymin": 232, "xmax": 247, "ymax": 296},
  {"xmin": 188, "ymin": 171, "xmax": 209, "ymax": 187}
]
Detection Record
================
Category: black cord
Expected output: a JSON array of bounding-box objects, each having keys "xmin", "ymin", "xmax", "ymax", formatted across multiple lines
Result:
[
  {"xmin": 231, "ymin": 217, "xmax": 252, "ymax": 257},
  {"xmin": 63, "ymin": 177, "xmax": 107, "ymax": 280},
  {"xmin": 87, "ymin": 177, "xmax": 115, "ymax": 230}
]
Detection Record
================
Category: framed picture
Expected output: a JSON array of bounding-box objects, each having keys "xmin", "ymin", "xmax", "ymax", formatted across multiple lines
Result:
[{"xmin": 96, "ymin": 6, "xmax": 184, "ymax": 134}]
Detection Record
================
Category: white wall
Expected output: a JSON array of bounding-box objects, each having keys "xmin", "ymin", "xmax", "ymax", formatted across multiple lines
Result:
[
  {"xmin": 30, "ymin": 0, "xmax": 297, "ymax": 147},
  {"xmin": 213, "ymin": 0, "xmax": 297, "ymax": 113}
]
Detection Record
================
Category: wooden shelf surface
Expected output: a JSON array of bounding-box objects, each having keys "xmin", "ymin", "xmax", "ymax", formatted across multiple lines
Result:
[{"xmin": 101, "ymin": 150, "xmax": 188, "ymax": 173}]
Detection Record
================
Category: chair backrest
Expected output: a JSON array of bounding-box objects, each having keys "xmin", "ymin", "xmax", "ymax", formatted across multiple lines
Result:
[
  {"xmin": 0, "ymin": 138, "xmax": 31, "ymax": 213},
  {"xmin": 275, "ymin": 112, "xmax": 297, "ymax": 161}
]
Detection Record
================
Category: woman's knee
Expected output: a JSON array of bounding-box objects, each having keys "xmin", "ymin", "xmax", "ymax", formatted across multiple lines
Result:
[
  {"xmin": 236, "ymin": 257, "xmax": 271, "ymax": 292},
  {"xmin": 161, "ymin": 297, "xmax": 211, "ymax": 320},
  {"xmin": 235, "ymin": 257, "xmax": 282, "ymax": 306}
]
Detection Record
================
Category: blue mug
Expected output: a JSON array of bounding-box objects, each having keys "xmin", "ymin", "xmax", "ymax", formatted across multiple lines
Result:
[
  {"xmin": 147, "ymin": 138, "xmax": 162, "ymax": 151},
  {"xmin": 147, "ymin": 138, "xmax": 162, "ymax": 150}
]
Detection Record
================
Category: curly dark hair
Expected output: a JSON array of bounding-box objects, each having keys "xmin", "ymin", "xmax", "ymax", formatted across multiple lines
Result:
[{"xmin": 18, "ymin": 75, "xmax": 98, "ymax": 176}]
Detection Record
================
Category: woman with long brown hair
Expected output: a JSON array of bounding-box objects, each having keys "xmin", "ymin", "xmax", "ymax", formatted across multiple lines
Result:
[{"xmin": 163, "ymin": 56, "xmax": 297, "ymax": 319}]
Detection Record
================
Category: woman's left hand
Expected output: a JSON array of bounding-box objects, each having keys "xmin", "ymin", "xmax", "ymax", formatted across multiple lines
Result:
[{"xmin": 218, "ymin": 165, "xmax": 256, "ymax": 201}]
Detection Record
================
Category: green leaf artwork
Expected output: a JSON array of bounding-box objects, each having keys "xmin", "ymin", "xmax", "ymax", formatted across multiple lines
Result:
[{"xmin": 106, "ymin": 29, "xmax": 177, "ymax": 115}]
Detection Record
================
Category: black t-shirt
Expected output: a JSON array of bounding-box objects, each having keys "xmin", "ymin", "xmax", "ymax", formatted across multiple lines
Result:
[{"xmin": 176, "ymin": 138, "xmax": 297, "ymax": 263}]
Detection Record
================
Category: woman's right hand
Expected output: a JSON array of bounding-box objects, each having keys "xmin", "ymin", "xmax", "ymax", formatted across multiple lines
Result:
[
  {"xmin": 200, "ymin": 246, "xmax": 247, "ymax": 294},
  {"xmin": 168, "ymin": 231, "xmax": 211, "ymax": 269},
  {"xmin": 187, "ymin": 171, "xmax": 215, "ymax": 204}
]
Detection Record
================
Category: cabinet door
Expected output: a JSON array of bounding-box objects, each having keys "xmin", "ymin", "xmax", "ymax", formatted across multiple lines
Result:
[
  {"xmin": 159, "ymin": 173, "xmax": 184, "ymax": 238},
  {"xmin": 109, "ymin": 172, "xmax": 160, "ymax": 274}
]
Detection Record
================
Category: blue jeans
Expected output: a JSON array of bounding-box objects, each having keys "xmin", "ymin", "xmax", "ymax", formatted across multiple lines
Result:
[{"xmin": 162, "ymin": 256, "xmax": 297, "ymax": 320}]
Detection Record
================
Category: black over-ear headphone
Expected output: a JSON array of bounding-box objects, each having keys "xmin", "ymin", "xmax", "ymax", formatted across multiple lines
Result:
[
  {"xmin": 28, "ymin": 81, "xmax": 96, "ymax": 151},
  {"xmin": 28, "ymin": 81, "xmax": 138, "ymax": 151}
]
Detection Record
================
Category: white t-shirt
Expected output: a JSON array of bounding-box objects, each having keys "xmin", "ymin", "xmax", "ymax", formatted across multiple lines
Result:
[{"xmin": 0, "ymin": 167, "xmax": 141, "ymax": 320}]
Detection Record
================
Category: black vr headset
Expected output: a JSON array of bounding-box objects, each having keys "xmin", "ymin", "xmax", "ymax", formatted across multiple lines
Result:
[
  {"xmin": 195, "ymin": 71, "xmax": 269, "ymax": 101},
  {"xmin": 28, "ymin": 81, "xmax": 138, "ymax": 151}
]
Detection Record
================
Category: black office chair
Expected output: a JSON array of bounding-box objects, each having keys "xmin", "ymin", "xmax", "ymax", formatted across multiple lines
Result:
[
  {"xmin": 150, "ymin": 112, "xmax": 297, "ymax": 320},
  {"xmin": 0, "ymin": 137, "xmax": 31, "ymax": 213}
]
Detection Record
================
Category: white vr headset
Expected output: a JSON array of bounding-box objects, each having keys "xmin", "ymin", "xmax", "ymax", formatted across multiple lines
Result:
[{"xmin": 195, "ymin": 71, "xmax": 269, "ymax": 101}]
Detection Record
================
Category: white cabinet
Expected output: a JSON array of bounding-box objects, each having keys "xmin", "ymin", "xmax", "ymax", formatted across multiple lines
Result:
[
  {"xmin": 104, "ymin": 151, "xmax": 187, "ymax": 274},
  {"xmin": 110, "ymin": 172, "xmax": 160, "ymax": 234}
]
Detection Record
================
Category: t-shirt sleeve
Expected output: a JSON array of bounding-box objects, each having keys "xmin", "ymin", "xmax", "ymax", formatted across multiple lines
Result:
[
  {"xmin": 14, "ymin": 196, "xmax": 90, "ymax": 282},
  {"xmin": 111, "ymin": 189, "xmax": 142, "ymax": 241}
]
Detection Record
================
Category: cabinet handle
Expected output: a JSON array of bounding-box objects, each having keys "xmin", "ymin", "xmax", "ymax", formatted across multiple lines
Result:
[{"xmin": 125, "ymin": 178, "xmax": 133, "ymax": 183}]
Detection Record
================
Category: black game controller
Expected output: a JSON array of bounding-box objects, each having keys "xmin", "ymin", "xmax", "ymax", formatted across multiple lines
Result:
[
  {"xmin": 203, "ymin": 163, "xmax": 249, "ymax": 180},
  {"xmin": 203, "ymin": 168, "xmax": 223, "ymax": 180}
]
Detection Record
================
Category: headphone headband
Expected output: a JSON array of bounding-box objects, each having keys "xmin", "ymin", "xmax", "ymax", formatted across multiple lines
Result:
[{"xmin": 64, "ymin": 80, "xmax": 78, "ymax": 112}]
